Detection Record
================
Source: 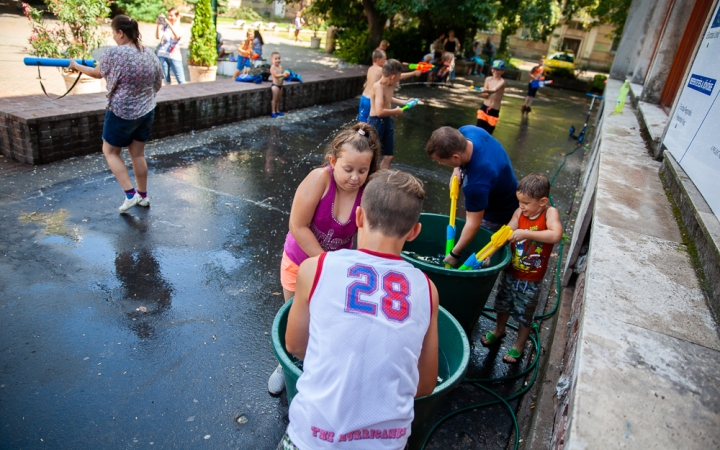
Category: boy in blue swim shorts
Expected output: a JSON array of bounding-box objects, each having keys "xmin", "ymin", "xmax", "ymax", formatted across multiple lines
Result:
[{"xmin": 367, "ymin": 59, "xmax": 417, "ymax": 169}]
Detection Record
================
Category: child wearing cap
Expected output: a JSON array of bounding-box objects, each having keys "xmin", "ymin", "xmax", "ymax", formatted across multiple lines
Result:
[{"xmin": 475, "ymin": 60, "xmax": 506, "ymax": 135}]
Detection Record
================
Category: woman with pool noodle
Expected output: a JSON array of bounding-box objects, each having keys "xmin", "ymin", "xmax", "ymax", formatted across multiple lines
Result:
[{"xmin": 70, "ymin": 15, "xmax": 164, "ymax": 213}]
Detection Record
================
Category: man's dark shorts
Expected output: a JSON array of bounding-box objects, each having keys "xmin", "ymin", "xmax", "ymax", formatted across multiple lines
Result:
[
  {"xmin": 102, "ymin": 109, "xmax": 155, "ymax": 148},
  {"xmin": 367, "ymin": 115, "xmax": 395, "ymax": 156}
]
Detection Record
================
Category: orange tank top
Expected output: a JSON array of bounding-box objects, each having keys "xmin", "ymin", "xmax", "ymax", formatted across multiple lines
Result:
[{"xmin": 506, "ymin": 209, "xmax": 555, "ymax": 282}]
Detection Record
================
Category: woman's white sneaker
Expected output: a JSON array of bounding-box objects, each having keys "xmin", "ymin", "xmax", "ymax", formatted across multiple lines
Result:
[
  {"xmin": 138, "ymin": 196, "xmax": 150, "ymax": 207},
  {"xmin": 119, "ymin": 193, "xmax": 141, "ymax": 212}
]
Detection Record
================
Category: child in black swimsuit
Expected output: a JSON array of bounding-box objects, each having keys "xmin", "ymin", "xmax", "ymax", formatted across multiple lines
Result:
[{"xmin": 270, "ymin": 52, "xmax": 285, "ymax": 118}]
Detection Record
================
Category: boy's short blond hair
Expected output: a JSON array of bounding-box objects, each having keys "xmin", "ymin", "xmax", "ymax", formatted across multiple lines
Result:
[
  {"xmin": 361, "ymin": 170, "xmax": 425, "ymax": 238},
  {"xmin": 382, "ymin": 59, "xmax": 403, "ymax": 77},
  {"xmin": 517, "ymin": 173, "xmax": 550, "ymax": 199}
]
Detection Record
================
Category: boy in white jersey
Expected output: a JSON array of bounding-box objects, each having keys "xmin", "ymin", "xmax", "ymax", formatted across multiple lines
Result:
[{"xmin": 280, "ymin": 170, "xmax": 440, "ymax": 450}]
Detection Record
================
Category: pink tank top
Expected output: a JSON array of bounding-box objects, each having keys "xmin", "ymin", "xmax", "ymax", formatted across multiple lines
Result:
[{"xmin": 283, "ymin": 166, "xmax": 363, "ymax": 266}]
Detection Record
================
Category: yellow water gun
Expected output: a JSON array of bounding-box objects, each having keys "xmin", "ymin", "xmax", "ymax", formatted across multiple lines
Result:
[
  {"xmin": 444, "ymin": 175, "xmax": 460, "ymax": 268},
  {"xmin": 458, "ymin": 225, "xmax": 512, "ymax": 270}
]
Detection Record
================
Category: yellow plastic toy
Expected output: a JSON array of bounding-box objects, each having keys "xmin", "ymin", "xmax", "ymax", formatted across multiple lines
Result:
[{"xmin": 458, "ymin": 225, "xmax": 512, "ymax": 270}]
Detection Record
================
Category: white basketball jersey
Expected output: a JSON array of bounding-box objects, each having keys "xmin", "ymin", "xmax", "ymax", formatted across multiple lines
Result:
[{"xmin": 287, "ymin": 248, "xmax": 433, "ymax": 450}]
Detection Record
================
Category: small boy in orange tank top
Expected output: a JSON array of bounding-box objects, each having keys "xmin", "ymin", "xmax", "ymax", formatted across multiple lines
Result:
[{"xmin": 480, "ymin": 173, "xmax": 563, "ymax": 363}]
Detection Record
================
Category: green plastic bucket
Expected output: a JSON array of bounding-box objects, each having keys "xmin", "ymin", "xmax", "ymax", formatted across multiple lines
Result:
[
  {"xmin": 271, "ymin": 300, "xmax": 470, "ymax": 450},
  {"xmin": 401, "ymin": 213, "xmax": 511, "ymax": 336}
]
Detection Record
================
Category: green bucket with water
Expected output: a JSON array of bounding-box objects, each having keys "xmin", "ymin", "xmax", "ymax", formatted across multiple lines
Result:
[
  {"xmin": 271, "ymin": 299, "xmax": 470, "ymax": 450},
  {"xmin": 401, "ymin": 213, "xmax": 511, "ymax": 336}
]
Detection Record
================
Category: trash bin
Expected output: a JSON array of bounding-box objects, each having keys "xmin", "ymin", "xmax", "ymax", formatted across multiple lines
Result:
[
  {"xmin": 401, "ymin": 213, "xmax": 511, "ymax": 336},
  {"xmin": 271, "ymin": 300, "xmax": 470, "ymax": 450}
]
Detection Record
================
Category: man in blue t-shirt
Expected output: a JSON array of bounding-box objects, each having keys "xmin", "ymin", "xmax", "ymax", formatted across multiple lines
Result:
[{"xmin": 425, "ymin": 125, "xmax": 518, "ymax": 267}]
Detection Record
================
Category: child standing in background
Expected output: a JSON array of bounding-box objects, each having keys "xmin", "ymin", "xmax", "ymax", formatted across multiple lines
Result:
[
  {"xmin": 359, "ymin": 51, "xmax": 420, "ymax": 123},
  {"xmin": 480, "ymin": 173, "xmax": 563, "ymax": 363},
  {"xmin": 269, "ymin": 52, "xmax": 285, "ymax": 118},
  {"xmin": 522, "ymin": 56, "xmax": 545, "ymax": 113},
  {"xmin": 475, "ymin": 60, "xmax": 507, "ymax": 135},
  {"xmin": 268, "ymin": 123, "xmax": 381, "ymax": 395},
  {"xmin": 368, "ymin": 59, "xmax": 416, "ymax": 169},
  {"xmin": 252, "ymin": 30, "xmax": 264, "ymax": 61}
]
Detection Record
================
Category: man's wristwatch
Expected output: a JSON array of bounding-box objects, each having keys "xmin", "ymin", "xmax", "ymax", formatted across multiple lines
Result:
[{"xmin": 449, "ymin": 251, "xmax": 460, "ymax": 259}]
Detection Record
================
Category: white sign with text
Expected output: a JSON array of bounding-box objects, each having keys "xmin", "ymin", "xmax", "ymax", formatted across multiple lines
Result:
[{"xmin": 663, "ymin": 3, "xmax": 720, "ymax": 219}]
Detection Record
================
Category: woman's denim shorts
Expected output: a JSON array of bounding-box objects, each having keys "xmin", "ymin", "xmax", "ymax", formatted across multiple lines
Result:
[{"xmin": 102, "ymin": 109, "xmax": 155, "ymax": 148}]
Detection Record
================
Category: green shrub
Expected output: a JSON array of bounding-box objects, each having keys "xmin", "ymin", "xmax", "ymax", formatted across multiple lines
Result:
[
  {"xmin": 590, "ymin": 74, "xmax": 607, "ymax": 93},
  {"xmin": 188, "ymin": 0, "xmax": 217, "ymax": 66},
  {"xmin": 335, "ymin": 28, "xmax": 369, "ymax": 65},
  {"xmin": 23, "ymin": 0, "xmax": 110, "ymax": 61},
  {"xmin": 547, "ymin": 67, "xmax": 576, "ymax": 79},
  {"xmin": 383, "ymin": 27, "xmax": 425, "ymax": 64},
  {"xmin": 112, "ymin": 0, "xmax": 165, "ymax": 23}
]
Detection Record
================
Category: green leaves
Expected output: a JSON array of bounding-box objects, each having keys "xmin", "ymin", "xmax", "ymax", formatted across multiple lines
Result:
[
  {"xmin": 113, "ymin": 0, "xmax": 166, "ymax": 23},
  {"xmin": 23, "ymin": 0, "xmax": 110, "ymax": 60},
  {"xmin": 188, "ymin": 0, "xmax": 217, "ymax": 67}
]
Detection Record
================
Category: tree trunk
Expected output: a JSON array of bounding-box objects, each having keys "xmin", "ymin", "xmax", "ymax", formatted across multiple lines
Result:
[
  {"xmin": 498, "ymin": 27, "xmax": 513, "ymax": 55},
  {"xmin": 363, "ymin": 0, "xmax": 386, "ymax": 50}
]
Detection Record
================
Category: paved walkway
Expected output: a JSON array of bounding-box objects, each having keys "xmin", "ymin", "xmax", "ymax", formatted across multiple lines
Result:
[{"xmin": 0, "ymin": 5, "xmax": 340, "ymax": 98}]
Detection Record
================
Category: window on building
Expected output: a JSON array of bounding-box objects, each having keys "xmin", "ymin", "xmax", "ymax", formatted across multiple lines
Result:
[{"xmin": 567, "ymin": 21, "xmax": 585, "ymax": 31}]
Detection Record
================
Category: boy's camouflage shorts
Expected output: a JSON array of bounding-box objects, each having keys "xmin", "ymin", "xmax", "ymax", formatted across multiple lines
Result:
[
  {"xmin": 493, "ymin": 272, "xmax": 540, "ymax": 327},
  {"xmin": 277, "ymin": 434, "xmax": 300, "ymax": 450}
]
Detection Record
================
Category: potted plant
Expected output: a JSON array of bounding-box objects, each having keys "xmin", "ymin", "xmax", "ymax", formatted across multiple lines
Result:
[
  {"xmin": 23, "ymin": 0, "xmax": 110, "ymax": 94},
  {"xmin": 187, "ymin": 0, "xmax": 217, "ymax": 82},
  {"xmin": 305, "ymin": 6, "xmax": 325, "ymax": 50}
]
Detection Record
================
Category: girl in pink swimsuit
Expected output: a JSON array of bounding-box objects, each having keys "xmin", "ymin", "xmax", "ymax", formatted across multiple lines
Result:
[{"xmin": 268, "ymin": 122, "xmax": 381, "ymax": 395}]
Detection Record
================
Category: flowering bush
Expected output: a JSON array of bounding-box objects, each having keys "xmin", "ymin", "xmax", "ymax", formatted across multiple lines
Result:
[{"xmin": 23, "ymin": 0, "xmax": 110, "ymax": 63}]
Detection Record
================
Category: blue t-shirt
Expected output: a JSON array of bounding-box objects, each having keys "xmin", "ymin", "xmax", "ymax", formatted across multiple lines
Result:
[{"xmin": 458, "ymin": 125, "xmax": 518, "ymax": 224}]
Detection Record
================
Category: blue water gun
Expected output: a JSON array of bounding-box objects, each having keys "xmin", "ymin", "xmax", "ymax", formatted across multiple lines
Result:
[
  {"xmin": 401, "ymin": 98, "xmax": 419, "ymax": 110},
  {"xmin": 24, "ymin": 57, "xmax": 97, "ymax": 68},
  {"xmin": 283, "ymin": 70, "xmax": 302, "ymax": 82}
]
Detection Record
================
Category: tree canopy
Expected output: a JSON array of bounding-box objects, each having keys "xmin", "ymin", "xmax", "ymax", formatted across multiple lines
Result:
[{"xmin": 280, "ymin": 0, "xmax": 629, "ymax": 63}]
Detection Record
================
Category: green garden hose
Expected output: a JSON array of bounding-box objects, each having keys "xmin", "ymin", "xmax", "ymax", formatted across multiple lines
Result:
[{"xmin": 419, "ymin": 141, "xmax": 587, "ymax": 450}]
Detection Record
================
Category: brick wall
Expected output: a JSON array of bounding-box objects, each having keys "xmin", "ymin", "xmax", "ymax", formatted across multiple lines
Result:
[{"xmin": 0, "ymin": 67, "xmax": 366, "ymax": 165}]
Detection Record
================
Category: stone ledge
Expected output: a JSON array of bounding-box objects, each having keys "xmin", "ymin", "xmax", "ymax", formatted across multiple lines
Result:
[
  {"xmin": 561, "ymin": 79, "xmax": 720, "ymax": 449},
  {"xmin": 637, "ymin": 101, "xmax": 669, "ymax": 158},
  {"xmin": 0, "ymin": 67, "xmax": 366, "ymax": 165},
  {"xmin": 661, "ymin": 152, "xmax": 720, "ymax": 321}
]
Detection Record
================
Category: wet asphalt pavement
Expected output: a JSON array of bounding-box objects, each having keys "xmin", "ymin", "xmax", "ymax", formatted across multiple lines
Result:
[{"xmin": 0, "ymin": 79, "xmax": 594, "ymax": 449}]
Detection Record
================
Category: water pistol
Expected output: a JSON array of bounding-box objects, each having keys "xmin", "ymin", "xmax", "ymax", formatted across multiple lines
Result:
[
  {"xmin": 283, "ymin": 70, "xmax": 303, "ymax": 82},
  {"xmin": 24, "ymin": 57, "xmax": 97, "ymax": 68},
  {"xmin": 401, "ymin": 98, "xmax": 419, "ymax": 110},
  {"xmin": 445, "ymin": 175, "xmax": 460, "ymax": 268},
  {"xmin": 458, "ymin": 225, "xmax": 513, "ymax": 270},
  {"xmin": 252, "ymin": 54, "xmax": 260, "ymax": 60},
  {"xmin": 530, "ymin": 79, "xmax": 553, "ymax": 88},
  {"xmin": 408, "ymin": 62, "xmax": 434, "ymax": 73},
  {"xmin": 469, "ymin": 85, "xmax": 483, "ymax": 92}
]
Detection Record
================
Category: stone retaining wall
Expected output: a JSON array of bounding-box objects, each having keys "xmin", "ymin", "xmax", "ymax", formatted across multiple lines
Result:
[{"xmin": 0, "ymin": 67, "xmax": 366, "ymax": 165}]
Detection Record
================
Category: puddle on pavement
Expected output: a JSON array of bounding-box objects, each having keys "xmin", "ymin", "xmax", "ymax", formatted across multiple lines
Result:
[{"xmin": 1, "ymin": 80, "xmax": 596, "ymax": 449}]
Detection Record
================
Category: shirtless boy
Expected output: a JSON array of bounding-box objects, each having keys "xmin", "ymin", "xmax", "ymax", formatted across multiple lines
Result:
[
  {"xmin": 269, "ymin": 52, "xmax": 285, "ymax": 118},
  {"xmin": 476, "ymin": 59, "xmax": 507, "ymax": 135},
  {"xmin": 359, "ymin": 50, "xmax": 420, "ymax": 123},
  {"xmin": 367, "ymin": 59, "xmax": 416, "ymax": 169}
]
